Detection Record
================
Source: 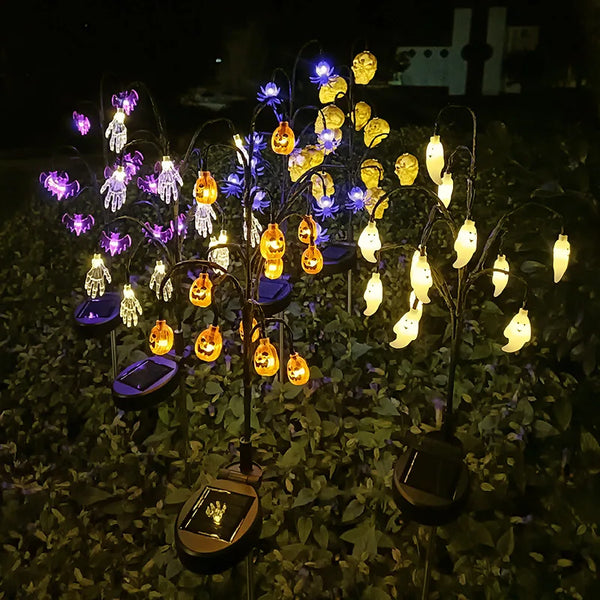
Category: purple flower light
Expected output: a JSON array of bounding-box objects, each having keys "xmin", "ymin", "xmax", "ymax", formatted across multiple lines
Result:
[
  {"xmin": 310, "ymin": 60, "xmax": 334, "ymax": 86},
  {"xmin": 345, "ymin": 186, "xmax": 366, "ymax": 213},
  {"xmin": 72, "ymin": 111, "xmax": 90, "ymax": 135},
  {"xmin": 257, "ymin": 82, "xmax": 281, "ymax": 107},
  {"xmin": 100, "ymin": 231, "xmax": 132, "ymax": 256},
  {"xmin": 39, "ymin": 171, "xmax": 80, "ymax": 201},
  {"xmin": 317, "ymin": 128, "xmax": 340, "ymax": 153},
  {"xmin": 143, "ymin": 222, "xmax": 173, "ymax": 244},
  {"xmin": 250, "ymin": 187, "xmax": 270, "ymax": 213},
  {"xmin": 313, "ymin": 195, "xmax": 339, "ymax": 219},
  {"xmin": 62, "ymin": 213, "xmax": 94, "ymax": 236},
  {"xmin": 137, "ymin": 173, "xmax": 158, "ymax": 195},
  {"xmin": 111, "ymin": 89, "xmax": 139, "ymax": 116},
  {"xmin": 236, "ymin": 156, "xmax": 264, "ymax": 179},
  {"xmin": 315, "ymin": 223, "xmax": 330, "ymax": 244},
  {"xmin": 245, "ymin": 132, "xmax": 267, "ymax": 154},
  {"xmin": 221, "ymin": 173, "xmax": 243, "ymax": 198}
]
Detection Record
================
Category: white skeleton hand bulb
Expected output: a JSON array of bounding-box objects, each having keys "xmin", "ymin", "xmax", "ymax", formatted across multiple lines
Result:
[
  {"xmin": 244, "ymin": 214, "xmax": 263, "ymax": 248},
  {"xmin": 158, "ymin": 156, "xmax": 183, "ymax": 204},
  {"xmin": 149, "ymin": 260, "xmax": 173, "ymax": 301},
  {"xmin": 105, "ymin": 108, "xmax": 127, "ymax": 153},
  {"xmin": 120, "ymin": 284, "xmax": 143, "ymax": 327},
  {"xmin": 209, "ymin": 230, "xmax": 230, "ymax": 270},
  {"xmin": 195, "ymin": 203, "xmax": 217, "ymax": 238},
  {"xmin": 100, "ymin": 166, "xmax": 127, "ymax": 212},
  {"xmin": 85, "ymin": 253, "xmax": 111, "ymax": 298}
]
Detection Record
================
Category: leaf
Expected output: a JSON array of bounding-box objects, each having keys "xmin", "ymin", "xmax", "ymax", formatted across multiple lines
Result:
[
  {"xmin": 313, "ymin": 524, "xmax": 329, "ymax": 549},
  {"xmin": 278, "ymin": 441, "xmax": 306, "ymax": 469},
  {"xmin": 496, "ymin": 527, "xmax": 514, "ymax": 558},
  {"xmin": 480, "ymin": 482, "xmax": 495, "ymax": 492},
  {"xmin": 292, "ymin": 488, "xmax": 317, "ymax": 508},
  {"xmin": 554, "ymin": 399, "xmax": 572, "ymax": 431},
  {"xmin": 520, "ymin": 260, "xmax": 546, "ymax": 274},
  {"xmin": 342, "ymin": 499, "xmax": 365, "ymax": 522},
  {"xmin": 533, "ymin": 420, "xmax": 559, "ymax": 438},
  {"xmin": 205, "ymin": 381, "xmax": 223, "ymax": 396},
  {"xmin": 165, "ymin": 488, "xmax": 191, "ymax": 505},
  {"xmin": 297, "ymin": 517, "xmax": 312, "ymax": 544},
  {"xmin": 351, "ymin": 342, "xmax": 372, "ymax": 360},
  {"xmin": 529, "ymin": 552, "xmax": 544, "ymax": 562},
  {"xmin": 557, "ymin": 558, "xmax": 574, "ymax": 568},
  {"xmin": 581, "ymin": 430, "xmax": 600, "ymax": 455}
]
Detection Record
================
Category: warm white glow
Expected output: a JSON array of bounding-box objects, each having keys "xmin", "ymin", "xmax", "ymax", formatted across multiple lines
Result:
[
  {"xmin": 363, "ymin": 273, "xmax": 383, "ymax": 316},
  {"xmin": 502, "ymin": 308, "xmax": 531, "ymax": 353},
  {"xmin": 357, "ymin": 221, "xmax": 381, "ymax": 263},
  {"xmin": 243, "ymin": 214, "xmax": 262, "ymax": 248},
  {"xmin": 411, "ymin": 254, "xmax": 432, "ymax": 304},
  {"xmin": 453, "ymin": 219, "xmax": 477, "ymax": 269},
  {"xmin": 149, "ymin": 259, "xmax": 173, "ymax": 301},
  {"xmin": 209, "ymin": 230, "xmax": 230, "ymax": 270},
  {"xmin": 84, "ymin": 253, "xmax": 111, "ymax": 299},
  {"xmin": 492, "ymin": 254, "xmax": 509, "ymax": 297},
  {"xmin": 233, "ymin": 134, "xmax": 248, "ymax": 164},
  {"xmin": 120, "ymin": 284, "xmax": 143, "ymax": 328},
  {"xmin": 437, "ymin": 172, "xmax": 453, "ymax": 208},
  {"xmin": 426, "ymin": 135, "xmax": 444, "ymax": 185},
  {"xmin": 553, "ymin": 234, "xmax": 570, "ymax": 283},
  {"xmin": 390, "ymin": 308, "xmax": 421, "ymax": 349},
  {"xmin": 105, "ymin": 108, "xmax": 127, "ymax": 153},
  {"xmin": 409, "ymin": 291, "xmax": 423, "ymax": 320},
  {"xmin": 161, "ymin": 157, "xmax": 174, "ymax": 172}
]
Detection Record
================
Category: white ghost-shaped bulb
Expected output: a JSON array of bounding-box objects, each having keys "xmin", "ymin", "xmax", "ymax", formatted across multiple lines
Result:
[
  {"xmin": 390, "ymin": 308, "xmax": 421, "ymax": 349},
  {"xmin": 492, "ymin": 254, "xmax": 509, "ymax": 297},
  {"xmin": 363, "ymin": 272, "xmax": 383, "ymax": 316},
  {"xmin": 411, "ymin": 254, "xmax": 432, "ymax": 304},
  {"xmin": 501, "ymin": 308, "xmax": 531, "ymax": 353},
  {"xmin": 553, "ymin": 234, "xmax": 570, "ymax": 283},
  {"xmin": 437, "ymin": 172, "xmax": 453, "ymax": 208},
  {"xmin": 453, "ymin": 219, "xmax": 477, "ymax": 269},
  {"xmin": 426, "ymin": 135, "xmax": 444, "ymax": 185},
  {"xmin": 358, "ymin": 221, "xmax": 381, "ymax": 263}
]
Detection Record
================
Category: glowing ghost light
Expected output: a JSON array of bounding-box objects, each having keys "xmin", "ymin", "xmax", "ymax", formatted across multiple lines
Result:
[
  {"xmin": 426, "ymin": 135, "xmax": 444, "ymax": 185},
  {"xmin": 394, "ymin": 154, "xmax": 419, "ymax": 186},
  {"xmin": 363, "ymin": 272, "xmax": 383, "ymax": 316},
  {"xmin": 101, "ymin": 166, "xmax": 127, "ymax": 212},
  {"xmin": 358, "ymin": 221, "xmax": 381, "ymax": 263},
  {"xmin": 85, "ymin": 254, "xmax": 111, "ymax": 298},
  {"xmin": 120, "ymin": 284, "xmax": 143, "ymax": 328},
  {"xmin": 409, "ymin": 291, "xmax": 423, "ymax": 320},
  {"xmin": 72, "ymin": 111, "xmax": 90, "ymax": 135},
  {"xmin": 100, "ymin": 231, "xmax": 132, "ymax": 257},
  {"xmin": 62, "ymin": 213, "xmax": 94, "ymax": 236},
  {"xmin": 149, "ymin": 320, "xmax": 174, "ymax": 356},
  {"xmin": 149, "ymin": 260, "xmax": 173, "ymax": 301},
  {"xmin": 158, "ymin": 157, "xmax": 183, "ymax": 204},
  {"xmin": 411, "ymin": 253, "xmax": 433, "ymax": 304},
  {"xmin": 40, "ymin": 171, "xmax": 80, "ymax": 201},
  {"xmin": 492, "ymin": 254, "xmax": 509, "ymax": 297},
  {"xmin": 437, "ymin": 172, "xmax": 453, "ymax": 208},
  {"xmin": 208, "ymin": 230, "xmax": 230, "ymax": 271},
  {"xmin": 287, "ymin": 353, "xmax": 310, "ymax": 385},
  {"xmin": 105, "ymin": 108, "xmax": 127, "ymax": 153},
  {"xmin": 553, "ymin": 234, "xmax": 570, "ymax": 283},
  {"xmin": 390, "ymin": 308, "xmax": 421, "ymax": 349},
  {"xmin": 502, "ymin": 308, "xmax": 531, "ymax": 353},
  {"xmin": 453, "ymin": 219, "xmax": 477, "ymax": 269}
]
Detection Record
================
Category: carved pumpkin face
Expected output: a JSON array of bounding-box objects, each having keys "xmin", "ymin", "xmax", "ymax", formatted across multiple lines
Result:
[
  {"xmin": 271, "ymin": 121, "xmax": 295, "ymax": 155},
  {"xmin": 351, "ymin": 101, "xmax": 371, "ymax": 131},
  {"xmin": 195, "ymin": 171, "xmax": 218, "ymax": 204},
  {"xmin": 287, "ymin": 353, "xmax": 310, "ymax": 385},
  {"xmin": 364, "ymin": 118, "xmax": 390, "ymax": 148},
  {"xmin": 298, "ymin": 215, "xmax": 317, "ymax": 244},
  {"xmin": 394, "ymin": 153, "xmax": 419, "ymax": 185},
  {"xmin": 360, "ymin": 159, "xmax": 384, "ymax": 188},
  {"xmin": 149, "ymin": 320, "xmax": 174, "ymax": 355},
  {"xmin": 254, "ymin": 337, "xmax": 279, "ymax": 376},
  {"xmin": 315, "ymin": 104, "xmax": 345, "ymax": 133},
  {"xmin": 239, "ymin": 317, "xmax": 259, "ymax": 343},
  {"xmin": 189, "ymin": 273, "xmax": 212, "ymax": 307},
  {"xmin": 260, "ymin": 223, "xmax": 286, "ymax": 260},
  {"xmin": 319, "ymin": 75, "xmax": 347, "ymax": 104},
  {"xmin": 352, "ymin": 51, "xmax": 377, "ymax": 85},
  {"xmin": 264, "ymin": 258, "xmax": 284, "ymax": 280},
  {"xmin": 195, "ymin": 325, "xmax": 222, "ymax": 362},
  {"xmin": 302, "ymin": 244, "xmax": 323, "ymax": 275}
]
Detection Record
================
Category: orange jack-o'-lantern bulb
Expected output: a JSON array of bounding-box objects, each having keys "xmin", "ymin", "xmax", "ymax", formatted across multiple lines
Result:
[
  {"xmin": 254, "ymin": 338, "xmax": 279, "ymax": 376},
  {"xmin": 302, "ymin": 244, "xmax": 323, "ymax": 275},
  {"xmin": 194, "ymin": 171, "xmax": 218, "ymax": 205},
  {"xmin": 195, "ymin": 325, "xmax": 222, "ymax": 362},
  {"xmin": 271, "ymin": 121, "xmax": 295, "ymax": 155},
  {"xmin": 189, "ymin": 273, "xmax": 212, "ymax": 307},
  {"xmin": 298, "ymin": 215, "xmax": 317, "ymax": 244},
  {"xmin": 239, "ymin": 317, "xmax": 260, "ymax": 343},
  {"xmin": 149, "ymin": 320, "xmax": 174, "ymax": 355},
  {"xmin": 260, "ymin": 223, "xmax": 286, "ymax": 259},
  {"xmin": 264, "ymin": 258, "xmax": 284, "ymax": 280},
  {"xmin": 287, "ymin": 353, "xmax": 310, "ymax": 385}
]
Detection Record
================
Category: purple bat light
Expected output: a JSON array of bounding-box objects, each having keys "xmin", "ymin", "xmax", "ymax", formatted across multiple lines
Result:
[
  {"xmin": 62, "ymin": 213, "xmax": 94, "ymax": 236},
  {"xmin": 143, "ymin": 222, "xmax": 173, "ymax": 244},
  {"xmin": 100, "ymin": 231, "xmax": 132, "ymax": 256},
  {"xmin": 170, "ymin": 214, "xmax": 188, "ymax": 238},
  {"xmin": 111, "ymin": 89, "xmax": 139, "ymax": 116},
  {"xmin": 122, "ymin": 151, "xmax": 144, "ymax": 180},
  {"xmin": 39, "ymin": 171, "xmax": 80, "ymax": 201},
  {"xmin": 72, "ymin": 111, "xmax": 91, "ymax": 135},
  {"xmin": 137, "ymin": 174, "xmax": 158, "ymax": 195}
]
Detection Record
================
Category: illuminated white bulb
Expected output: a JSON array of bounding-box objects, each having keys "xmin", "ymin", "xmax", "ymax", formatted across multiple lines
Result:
[
  {"xmin": 233, "ymin": 134, "xmax": 249, "ymax": 164},
  {"xmin": 408, "ymin": 291, "xmax": 423, "ymax": 320},
  {"xmin": 120, "ymin": 284, "xmax": 143, "ymax": 328},
  {"xmin": 410, "ymin": 254, "xmax": 432, "ymax": 304},
  {"xmin": 84, "ymin": 253, "xmax": 111, "ymax": 298},
  {"xmin": 105, "ymin": 108, "xmax": 127, "ymax": 153},
  {"xmin": 209, "ymin": 230, "xmax": 230, "ymax": 271},
  {"xmin": 357, "ymin": 221, "xmax": 381, "ymax": 263},
  {"xmin": 502, "ymin": 308, "xmax": 531, "ymax": 353},
  {"xmin": 149, "ymin": 259, "xmax": 173, "ymax": 301},
  {"xmin": 437, "ymin": 172, "xmax": 453, "ymax": 208},
  {"xmin": 426, "ymin": 135, "xmax": 444, "ymax": 185},
  {"xmin": 492, "ymin": 254, "xmax": 509, "ymax": 297},
  {"xmin": 363, "ymin": 273, "xmax": 383, "ymax": 316},
  {"xmin": 553, "ymin": 234, "xmax": 570, "ymax": 283},
  {"xmin": 453, "ymin": 219, "xmax": 477, "ymax": 269},
  {"xmin": 390, "ymin": 308, "xmax": 421, "ymax": 349}
]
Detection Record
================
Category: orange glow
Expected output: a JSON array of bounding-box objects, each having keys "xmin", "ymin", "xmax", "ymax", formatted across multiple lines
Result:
[
  {"xmin": 195, "ymin": 325, "xmax": 223, "ymax": 362},
  {"xmin": 264, "ymin": 258, "xmax": 284, "ymax": 279},
  {"xmin": 260, "ymin": 223, "xmax": 286, "ymax": 259},
  {"xmin": 271, "ymin": 121, "xmax": 295, "ymax": 155},
  {"xmin": 287, "ymin": 353, "xmax": 310, "ymax": 385},
  {"xmin": 302, "ymin": 244, "xmax": 323, "ymax": 275},
  {"xmin": 239, "ymin": 318, "xmax": 260, "ymax": 343},
  {"xmin": 189, "ymin": 273, "xmax": 212, "ymax": 307},
  {"xmin": 149, "ymin": 320, "xmax": 174, "ymax": 355},
  {"xmin": 254, "ymin": 337, "xmax": 279, "ymax": 376},
  {"xmin": 194, "ymin": 171, "xmax": 218, "ymax": 205},
  {"xmin": 298, "ymin": 215, "xmax": 317, "ymax": 244}
]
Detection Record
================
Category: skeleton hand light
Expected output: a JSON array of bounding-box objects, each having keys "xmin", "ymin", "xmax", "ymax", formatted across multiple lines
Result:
[
  {"xmin": 149, "ymin": 260, "xmax": 173, "ymax": 301},
  {"xmin": 453, "ymin": 219, "xmax": 477, "ymax": 269},
  {"xmin": 553, "ymin": 234, "xmax": 570, "ymax": 283},
  {"xmin": 492, "ymin": 254, "xmax": 509, "ymax": 297},
  {"xmin": 157, "ymin": 157, "xmax": 183, "ymax": 204},
  {"xmin": 195, "ymin": 203, "xmax": 217, "ymax": 238},
  {"xmin": 85, "ymin": 254, "xmax": 111, "ymax": 298},
  {"xmin": 120, "ymin": 284, "xmax": 143, "ymax": 327},
  {"xmin": 100, "ymin": 166, "xmax": 127, "ymax": 212},
  {"xmin": 363, "ymin": 273, "xmax": 383, "ymax": 316},
  {"xmin": 244, "ymin": 214, "xmax": 263, "ymax": 248},
  {"xmin": 208, "ymin": 230, "xmax": 230, "ymax": 271},
  {"xmin": 502, "ymin": 308, "xmax": 531, "ymax": 353},
  {"xmin": 105, "ymin": 108, "xmax": 127, "ymax": 153}
]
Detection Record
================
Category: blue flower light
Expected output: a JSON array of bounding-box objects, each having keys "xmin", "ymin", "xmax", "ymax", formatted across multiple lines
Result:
[
  {"xmin": 250, "ymin": 187, "xmax": 270, "ymax": 213},
  {"xmin": 257, "ymin": 82, "xmax": 281, "ymax": 107},
  {"xmin": 244, "ymin": 132, "xmax": 267, "ymax": 155},
  {"xmin": 313, "ymin": 195, "xmax": 339, "ymax": 219},
  {"xmin": 310, "ymin": 60, "xmax": 334, "ymax": 87},
  {"xmin": 221, "ymin": 173, "xmax": 244, "ymax": 198},
  {"xmin": 317, "ymin": 128, "xmax": 340, "ymax": 153},
  {"xmin": 315, "ymin": 223, "xmax": 330, "ymax": 244},
  {"xmin": 345, "ymin": 186, "xmax": 366, "ymax": 213}
]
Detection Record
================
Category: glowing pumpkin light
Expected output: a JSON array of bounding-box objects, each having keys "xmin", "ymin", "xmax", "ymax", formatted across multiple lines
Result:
[
  {"xmin": 437, "ymin": 172, "xmax": 453, "ymax": 208},
  {"xmin": 260, "ymin": 223, "xmax": 286, "ymax": 260},
  {"xmin": 264, "ymin": 258, "xmax": 284, "ymax": 280},
  {"xmin": 453, "ymin": 219, "xmax": 477, "ymax": 269},
  {"xmin": 492, "ymin": 254, "xmax": 509, "ymax": 297},
  {"xmin": 426, "ymin": 135, "xmax": 444, "ymax": 185},
  {"xmin": 502, "ymin": 308, "xmax": 531, "ymax": 353},
  {"xmin": 149, "ymin": 320, "xmax": 174, "ymax": 355},
  {"xmin": 271, "ymin": 121, "xmax": 295, "ymax": 155},
  {"xmin": 254, "ymin": 338, "xmax": 279, "ymax": 376},
  {"xmin": 301, "ymin": 244, "xmax": 323, "ymax": 275},
  {"xmin": 357, "ymin": 221, "xmax": 381, "ymax": 263},
  {"xmin": 239, "ymin": 318, "xmax": 260, "ymax": 343},
  {"xmin": 363, "ymin": 272, "xmax": 383, "ymax": 316},
  {"xmin": 411, "ymin": 254, "xmax": 433, "ymax": 304},
  {"xmin": 195, "ymin": 325, "xmax": 223, "ymax": 362},
  {"xmin": 298, "ymin": 215, "xmax": 317, "ymax": 244},
  {"xmin": 189, "ymin": 273, "xmax": 212, "ymax": 307},
  {"xmin": 553, "ymin": 234, "xmax": 570, "ymax": 283},
  {"xmin": 194, "ymin": 171, "xmax": 218, "ymax": 205},
  {"xmin": 287, "ymin": 353, "xmax": 310, "ymax": 385}
]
